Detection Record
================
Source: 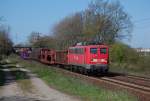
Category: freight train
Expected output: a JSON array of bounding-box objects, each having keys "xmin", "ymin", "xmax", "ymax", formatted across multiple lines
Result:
[{"xmin": 19, "ymin": 43, "xmax": 109, "ymax": 74}]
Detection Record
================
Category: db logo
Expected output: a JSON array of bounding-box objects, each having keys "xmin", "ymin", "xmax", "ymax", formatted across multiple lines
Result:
[{"xmin": 74, "ymin": 56, "xmax": 79, "ymax": 60}]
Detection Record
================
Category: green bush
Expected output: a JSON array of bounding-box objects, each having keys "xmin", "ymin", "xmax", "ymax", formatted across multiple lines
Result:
[
  {"xmin": 110, "ymin": 42, "xmax": 139, "ymax": 64},
  {"xmin": 110, "ymin": 42, "xmax": 150, "ymax": 75},
  {"xmin": 137, "ymin": 56, "xmax": 150, "ymax": 70},
  {"xmin": 110, "ymin": 43, "xmax": 125, "ymax": 63}
]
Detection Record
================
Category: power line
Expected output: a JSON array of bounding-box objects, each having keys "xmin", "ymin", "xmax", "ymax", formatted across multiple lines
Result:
[
  {"xmin": 134, "ymin": 22, "xmax": 150, "ymax": 27},
  {"xmin": 133, "ymin": 17, "xmax": 150, "ymax": 24},
  {"xmin": 132, "ymin": 17, "xmax": 150, "ymax": 30}
]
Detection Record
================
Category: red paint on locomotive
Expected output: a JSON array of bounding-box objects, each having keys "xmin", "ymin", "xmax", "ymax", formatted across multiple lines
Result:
[{"xmin": 68, "ymin": 44, "xmax": 109, "ymax": 72}]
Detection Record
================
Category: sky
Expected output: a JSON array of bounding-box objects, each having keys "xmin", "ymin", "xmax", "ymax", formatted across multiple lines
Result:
[{"xmin": 0, "ymin": 0, "xmax": 150, "ymax": 48}]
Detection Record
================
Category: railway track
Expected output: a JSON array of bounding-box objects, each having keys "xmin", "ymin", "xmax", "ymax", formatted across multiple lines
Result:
[
  {"xmin": 127, "ymin": 74, "xmax": 150, "ymax": 82},
  {"xmin": 53, "ymin": 67, "xmax": 150, "ymax": 101},
  {"xmin": 99, "ymin": 75, "xmax": 150, "ymax": 101},
  {"xmin": 100, "ymin": 77, "xmax": 150, "ymax": 94},
  {"xmin": 102, "ymin": 72, "xmax": 150, "ymax": 88}
]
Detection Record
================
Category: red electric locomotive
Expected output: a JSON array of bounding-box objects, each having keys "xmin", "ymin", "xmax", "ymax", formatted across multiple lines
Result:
[{"xmin": 68, "ymin": 44, "xmax": 109, "ymax": 73}]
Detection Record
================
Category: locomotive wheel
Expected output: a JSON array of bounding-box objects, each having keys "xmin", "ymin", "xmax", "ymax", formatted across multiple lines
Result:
[{"xmin": 83, "ymin": 69, "xmax": 88, "ymax": 75}]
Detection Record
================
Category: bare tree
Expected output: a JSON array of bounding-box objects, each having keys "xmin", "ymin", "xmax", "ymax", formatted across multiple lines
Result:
[
  {"xmin": 83, "ymin": 0, "xmax": 132, "ymax": 44},
  {"xmin": 53, "ymin": 12, "xmax": 84, "ymax": 49},
  {"xmin": 33, "ymin": 36, "xmax": 57, "ymax": 49},
  {"xmin": 53, "ymin": 0, "xmax": 132, "ymax": 48},
  {"xmin": 0, "ymin": 24, "xmax": 13, "ymax": 58},
  {"xmin": 28, "ymin": 31, "xmax": 57, "ymax": 49}
]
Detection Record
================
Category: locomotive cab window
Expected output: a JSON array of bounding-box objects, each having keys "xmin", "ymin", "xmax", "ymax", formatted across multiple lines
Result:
[
  {"xmin": 90, "ymin": 48, "xmax": 97, "ymax": 54},
  {"xmin": 69, "ymin": 48, "xmax": 84, "ymax": 54},
  {"xmin": 100, "ymin": 48, "xmax": 107, "ymax": 54},
  {"xmin": 77, "ymin": 48, "xmax": 84, "ymax": 54},
  {"xmin": 69, "ymin": 49, "xmax": 73, "ymax": 53},
  {"xmin": 69, "ymin": 48, "xmax": 76, "ymax": 54}
]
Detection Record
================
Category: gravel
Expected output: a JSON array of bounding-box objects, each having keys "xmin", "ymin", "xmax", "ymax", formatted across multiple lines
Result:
[{"xmin": 0, "ymin": 65, "xmax": 81, "ymax": 101}]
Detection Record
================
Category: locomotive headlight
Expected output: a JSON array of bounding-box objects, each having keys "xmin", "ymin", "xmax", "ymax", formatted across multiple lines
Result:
[
  {"xmin": 91, "ymin": 59, "xmax": 98, "ymax": 62},
  {"xmin": 100, "ymin": 59, "xmax": 107, "ymax": 63}
]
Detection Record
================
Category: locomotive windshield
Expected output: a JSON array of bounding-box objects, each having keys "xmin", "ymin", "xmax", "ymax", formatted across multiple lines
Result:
[
  {"xmin": 100, "ymin": 48, "xmax": 107, "ymax": 54},
  {"xmin": 90, "ymin": 48, "xmax": 97, "ymax": 54}
]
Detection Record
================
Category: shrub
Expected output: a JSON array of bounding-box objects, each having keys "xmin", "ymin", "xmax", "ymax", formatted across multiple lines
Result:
[{"xmin": 110, "ymin": 42, "xmax": 139, "ymax": 64}]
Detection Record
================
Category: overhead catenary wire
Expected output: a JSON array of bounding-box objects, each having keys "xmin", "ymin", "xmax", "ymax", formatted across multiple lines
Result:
[
  {"xmin": 133, "ymin": 17, "xmax": 150, "ymax": 24},
  {"xmin": 131, "ymin": 17, "xmax": 150, "ymax": 30}
]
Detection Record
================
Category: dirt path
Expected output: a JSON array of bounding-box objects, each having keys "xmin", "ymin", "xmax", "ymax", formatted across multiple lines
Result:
[{"xmin": 0, "ymin": 65, "xmax": 81, "ymax": 101}]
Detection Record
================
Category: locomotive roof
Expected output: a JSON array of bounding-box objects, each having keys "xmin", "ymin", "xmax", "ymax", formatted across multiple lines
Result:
[{"xmin": 69, "ymin": 44, "xmax": 108, "ymax": 49}]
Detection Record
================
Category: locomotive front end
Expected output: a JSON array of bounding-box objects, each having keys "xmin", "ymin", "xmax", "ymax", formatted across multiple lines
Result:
[{"xmin": 86, "ymin": 45, "xmax": 109, "ymax": 73}]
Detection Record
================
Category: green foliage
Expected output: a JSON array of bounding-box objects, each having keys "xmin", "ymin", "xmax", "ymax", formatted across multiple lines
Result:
[
  {"xmin": 110, "ymin": 43, "xmax": 150, "ymax": 76},
  {"xmin": 12, "ymin": 71, "xmax": 28, "ymax": 80},
  {"xmin": 126, "ymin": 47, "xmax": 139, "ymax": 64},
  {"xmin": 136, "ymin": 56, "xmax": 150, "ymax": 71},
  {"xmin": 110, "ymin": 55, "xmax": 150, "ymax": 76},
  {"xmin": 110, "ymin": 42, "xmax": 139, "ymax": 64},
  {"xmin": 110, "ymin": 43, "xmax": 127, "ymax": 63}
]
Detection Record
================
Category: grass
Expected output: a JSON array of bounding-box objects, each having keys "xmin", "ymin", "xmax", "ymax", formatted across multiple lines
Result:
[
  {"xmin": 12, "ymin": 70, "xmax": 29, "ymax": 80},
  {"xmin": 110, "ymin": 62, "xmax": 150, "ymax": 77},
  {"xmin": 8, "ymin": 54, "xmax": 138, "ymax": 101}
]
